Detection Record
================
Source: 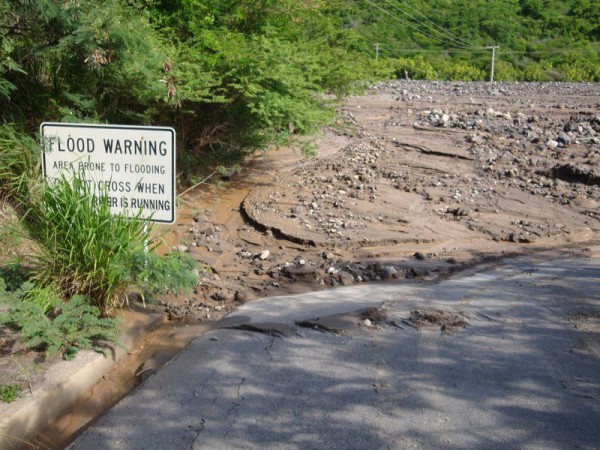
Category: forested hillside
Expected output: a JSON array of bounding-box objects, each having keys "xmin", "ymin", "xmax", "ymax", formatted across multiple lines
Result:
[
  {"xmin": 351, "ymin": 0, "xmax": 600, "ymax": 82},
  {"xmin": 1, "ymin": 0, "xmax": 599, "ymax": 175}
]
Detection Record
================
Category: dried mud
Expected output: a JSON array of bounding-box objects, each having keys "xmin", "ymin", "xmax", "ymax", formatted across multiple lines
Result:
[{"xmin": 171, "ymin": 81, "xmax": 600, "ymax": 316}]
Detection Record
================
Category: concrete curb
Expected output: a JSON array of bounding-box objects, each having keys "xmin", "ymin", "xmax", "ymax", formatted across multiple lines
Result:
[{"xmin": 0, "ymin": 307, "xmax": 163, "ymax": 449}]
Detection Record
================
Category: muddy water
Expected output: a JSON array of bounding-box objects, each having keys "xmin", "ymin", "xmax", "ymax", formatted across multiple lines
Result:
[{"xmin": 37, "ymin": 311, "xmax": 213, "ymax": 449}]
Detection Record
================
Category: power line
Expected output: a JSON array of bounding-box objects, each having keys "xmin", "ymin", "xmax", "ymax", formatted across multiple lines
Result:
[
  {"xmin": 379, "ymin": 47, "xmax": 598, "ymax": 55},
  {"xmin": 384, "ymin": 48, "xmax": 489, "ymax": 53},
  {"xmin": 393, "ymin": 0, "xmax": 477, "ymax": 49},
  {"xmin": 382, "ymin": 0, "xmax": 479, "ymax": 49},
  {"xmin": 502, "ymin": 48, "xmax": 599, "ymax": 54},
  {"xmin": 363, "ymin": 0, "xmax": 483, "ymax": 50}
]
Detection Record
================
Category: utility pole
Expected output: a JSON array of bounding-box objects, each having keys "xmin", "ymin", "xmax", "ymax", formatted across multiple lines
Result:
[
  {"xmin": 374, "ymin": 43, "xmax": 380, "ymax": 61},
  {"xmin": 486, "ymin": 46, "xmax": 499, "ymax": 83}
]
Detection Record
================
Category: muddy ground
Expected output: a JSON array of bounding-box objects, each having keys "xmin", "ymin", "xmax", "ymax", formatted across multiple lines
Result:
[{"xmin": 165, "ymin": 80, "xmax": 600, "ymax": 320}]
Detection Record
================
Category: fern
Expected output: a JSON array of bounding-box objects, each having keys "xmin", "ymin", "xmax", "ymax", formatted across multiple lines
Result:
[{"xmin": 0, "ymin": 291, "xmax": 122, "ymax": 361}]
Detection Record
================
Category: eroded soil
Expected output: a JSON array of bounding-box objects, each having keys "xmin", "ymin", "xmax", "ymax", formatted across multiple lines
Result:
[{"xmin": 169, "ymin": 81, "xmax": 600, "ymax": 314}]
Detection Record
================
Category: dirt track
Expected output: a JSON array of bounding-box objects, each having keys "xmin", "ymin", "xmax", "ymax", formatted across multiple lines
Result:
[{"xmin": 166, "ymin": 81, "xmax": 600, "ymax": 319}]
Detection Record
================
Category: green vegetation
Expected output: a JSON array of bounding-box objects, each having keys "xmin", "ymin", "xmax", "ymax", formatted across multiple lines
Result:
[
  {"xmin": 0, "ymin": 384, "xmax": 21, "ymax": 403},
  {"xmin": 1, "ymin": 1, "xmax": 598, "ymax": 167},
  {"xmin": 0, "ymin": 171, "xmax": 200, "ymax": 359},
  {"xmin": 0, "ymin": 125, "xmax": 38, "ymax": 204},
  {"xmin": 22, "ymin": 174, "xmax": 151, "ymax": 314},
  {"xmin": 0, "ymin": 264, "xmax": 29, "ymax": 293},
  {"xmin": 126, "ymin": 251, "xmax": 201, "ymax": 296},
  {"xmin": 350, "ymin": 0, "xmax": 600, "ymax": 82},
  {"xmin": 0, "ymin": 281, "xmax": 121, "ymax": 360}
]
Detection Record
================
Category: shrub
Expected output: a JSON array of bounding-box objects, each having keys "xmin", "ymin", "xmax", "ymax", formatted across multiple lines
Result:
[
  {"xmin": 494, "ymin": 60, "xmax": 521, "ymax": 81},
  {"xmin": 0, "ymin": 292, "xmax": 121, "ymax": 360},
  {"xmin": 126, "ymin": 250, "xmax": 200, "ymax": 296},
  {"xmin": 394, "ymin": 56, "xmax": 438, "ymax": 80},
  {"xmin": 523, "ymin": 62, "xmax": 551, "ymax": 81},
  {"xmin": 437, "ymin": 60, "xmax": 485, "ymax": 81},
  {"xmin": 0, "ymin": 263, "xmax": 29, "ymax": 292},
  {"xmin": 0, "ymin": 384, "xmax": 21, "ymax": 403}
]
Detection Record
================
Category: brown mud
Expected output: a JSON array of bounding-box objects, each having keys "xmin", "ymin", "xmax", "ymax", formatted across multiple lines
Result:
[
  {"xmin": 169, "ymin": 81, "xmax": 600, "ymax": 311},
  {"xmin": 4, "ymin": 81, "xmax": 600, "ymax": 448}
]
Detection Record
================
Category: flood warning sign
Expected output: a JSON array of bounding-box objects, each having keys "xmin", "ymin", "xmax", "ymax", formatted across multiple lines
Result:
[{"xmin": 41, "ymin": 122, "xmax": 176, "ymax": 223}]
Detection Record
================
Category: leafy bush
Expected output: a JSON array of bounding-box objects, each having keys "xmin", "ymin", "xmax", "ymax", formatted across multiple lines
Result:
[
  {"xmin": 0, "ymin": 263, "xmax": 29, "ymax": 292},
  {"xmin": 561, "ymin": 60, "xmax": 600, "ymax": 82},
  {"xmin": 394, "ymin": 56, "xmax": 438, "ymax": 80},
  {"xmin": 494, "ymin": 60, "xmax": 521, "ymax": 81},
  {"xmin": 437, "ymin": 60, "xmax": 485, "ymax": 81},
  {"xmin": 0, "ymin": 292, "xmax": 121, "ymax": 360},
  {"xmin": 523, "ymin": 62, "xmax": 552, "ymax": 81},
  {"xmin": 0, "ymin": 384, "xmax": 21, "ymax": 403},
  {"xmin": 22, "ymin": 174, "xmax": 151, "ymax": 315},
  {"xmin": 126, "ymin": 251, "xmax": 200, "ymax": 296}
]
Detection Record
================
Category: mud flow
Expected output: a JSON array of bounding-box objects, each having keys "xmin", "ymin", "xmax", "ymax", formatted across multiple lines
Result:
[{"xmin": 29, "ymin": 80, "xmax": 600, "ymax": 448}]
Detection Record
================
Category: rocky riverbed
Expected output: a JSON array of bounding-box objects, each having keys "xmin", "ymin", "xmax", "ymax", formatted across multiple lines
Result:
[{"xmin": 163, "ymin": 81, "xmax": 600, "ymax": 319}]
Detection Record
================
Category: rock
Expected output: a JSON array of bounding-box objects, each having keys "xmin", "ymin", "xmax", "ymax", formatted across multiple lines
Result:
[
  {"xmin": 408, "ymin": 267, "xmax": 428, "ymax": 278},
  {"xmin": 193, "ymin": 212, "xmax": 208, "ymax": 223},
  {"xmin": 337, "ymin": 271, "xmax": 355, "ymax": 286},
  {"xmin": 468, "ymin": 134, "xmax": 485, "ymax": 144},
  {"xmin": 414, "ymin": 252, "xmax": 426, "ymax": 260},
  {"xmin": 259, "ymin": 250, "xmax": 270, "ymax": 260},
  {"xmin": 234, "ymin": 290, "xmax": 248, "ymax": 303},
  {"xmin": 546, "ymin": 140, "xmax": 559, "ymax": 149},
  {"xmin": 556, "ymin": 132, "xmax": 572, "ymax": 146},
  {"xmin": 175, "ymin": 245, "xmax": 189, "ymax": 253},
  {"xmin": 527, "ymin": 131, "xmax": 540, "ymax": 143},
  {"xmin": 381, "ymin": 266, "xmax": 398, "ymax": 279},
  {"xmin": 212, "ymin": 289, "xmax": 234, "ymax": 302}
]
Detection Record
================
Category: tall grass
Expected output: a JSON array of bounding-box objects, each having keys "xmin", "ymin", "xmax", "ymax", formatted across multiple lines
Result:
[
  {"xmin": 22, "ymin": 173, "xmax": 152, "ymax": 315},
  {"xmin": 0, "ymin": 124, "xmax": 38, "ymax": 204}
]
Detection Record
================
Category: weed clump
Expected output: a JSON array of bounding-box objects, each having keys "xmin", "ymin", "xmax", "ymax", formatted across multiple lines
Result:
[
  {"xmin": 0, "ymin": 384, "xmax": 21, "ymax": 403},
  {"xmin": 22, "ymin": 174, "xmax": 150, "ymax": 315}
]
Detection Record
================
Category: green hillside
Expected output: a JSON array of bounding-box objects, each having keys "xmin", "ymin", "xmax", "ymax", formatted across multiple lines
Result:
[
  {"xmin": 0, "ymin": 0, "xmax": 598, "ymax": 176},
  {"xmin": 347, "ymin": 0, "xmax": 600, "ymax": 81}
]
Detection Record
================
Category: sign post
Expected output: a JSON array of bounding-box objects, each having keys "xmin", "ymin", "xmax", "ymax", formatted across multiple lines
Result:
[{"xmin": 41, "ymin": 123, "xmax": 176, "ymax": 223}]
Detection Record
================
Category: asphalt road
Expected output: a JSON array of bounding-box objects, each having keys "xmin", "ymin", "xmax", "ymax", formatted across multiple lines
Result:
[{"xmin": 70, "ymin": 254, "xmax": 600, "ymax": 449}]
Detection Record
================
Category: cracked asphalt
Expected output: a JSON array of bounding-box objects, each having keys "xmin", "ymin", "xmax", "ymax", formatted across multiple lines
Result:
[{"xmin": 70, "ymin": 253, "xmax": 600, "ymax": 450}]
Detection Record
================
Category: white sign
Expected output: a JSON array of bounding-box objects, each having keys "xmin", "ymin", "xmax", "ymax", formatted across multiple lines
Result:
[{"xmin": 41, "ymin": 122, "xmax": 176, "ymax": 223}]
